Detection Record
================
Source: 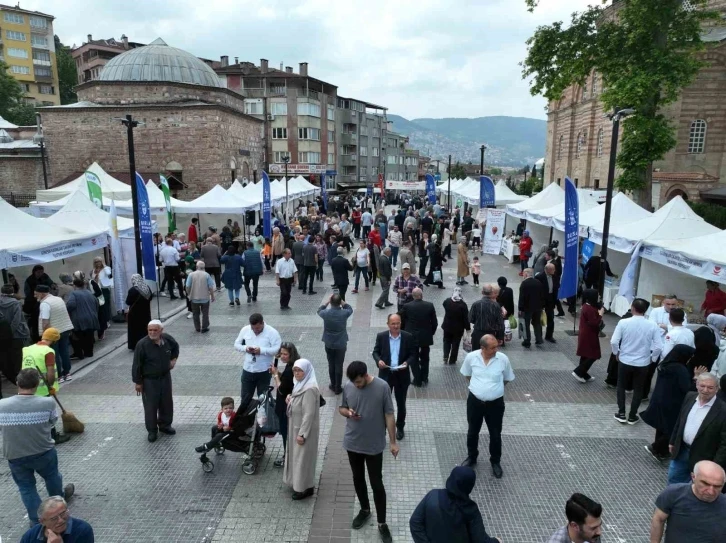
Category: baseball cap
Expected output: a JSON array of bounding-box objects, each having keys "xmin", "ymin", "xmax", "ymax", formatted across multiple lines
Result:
[{"xmin": 402, "ymin": 263, "xmax": 411, "ymax": 270}]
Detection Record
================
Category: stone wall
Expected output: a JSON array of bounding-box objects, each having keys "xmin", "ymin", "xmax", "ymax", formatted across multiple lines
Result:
[
  {"xmin": 41, "ymin": 104, "xmax": 264, "ymax": 199},
  {"xmin": 0, "ymin": 157, "xmax": 45, "ymax": 194}
]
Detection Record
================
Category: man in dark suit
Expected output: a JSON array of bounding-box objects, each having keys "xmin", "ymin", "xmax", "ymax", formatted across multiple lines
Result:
[
  {"xmin": 535, "ymin": 262, "xmax": 559, "ymax": 343},
  {"xmin": 668, "ymin": 372, "xmax": 726, "ymax": 485},
  {"xmin": 518, "ymin": 268, "xmax": 544, "ymax": 348},
  {"xmin": 330, "ymin": 246, "xmax": 353, "ymax": 300},
  {"xmin": 399, "ymin": 288, "xmax": 438, "ymax": 387},
  {"xmin": 372, "ymin": 313, "xmax": 418, "ymax": 440},
  {"xmin": 291, "ymin": 234, "xmax": 305, "ymax": 290}
]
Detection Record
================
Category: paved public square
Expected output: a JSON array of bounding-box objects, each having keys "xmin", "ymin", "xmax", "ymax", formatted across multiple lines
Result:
[{"xmin": 0, "ymin": 249, "xmax": 667, "ymax": 542}]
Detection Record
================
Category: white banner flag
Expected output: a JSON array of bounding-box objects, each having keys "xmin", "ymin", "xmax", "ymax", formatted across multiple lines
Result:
[
  {"xmin": 109, "ymin": 200, "xmax": 128, "ymax": 311},
  {"xmin": 618, "ymin": 242, "xmax": 642, "ymax": 302}
]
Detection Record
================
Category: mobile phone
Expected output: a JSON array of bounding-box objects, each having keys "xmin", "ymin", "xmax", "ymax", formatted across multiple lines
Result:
[{"xmin": 274, "ymin": 358, "xmax": 279, "ymax": 368}]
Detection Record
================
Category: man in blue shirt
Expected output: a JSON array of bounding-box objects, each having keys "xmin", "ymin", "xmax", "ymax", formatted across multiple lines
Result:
[
  {"xmin": 460, "ymin": 334, "xmax": 515, "ymax": 478},
  {"xmin": 20, "ymin": 496, "xmax": 94, "ymax": 542}
]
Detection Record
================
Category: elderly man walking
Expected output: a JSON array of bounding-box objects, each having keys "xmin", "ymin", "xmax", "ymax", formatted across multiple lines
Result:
[
  {"xmin": 330, "ymin": 246, "xmax": 353, "ymax": 301},
  {"xmin": 460, "ymin": 334, "xmax": 515, "ymax": 479},
  {"xmin": 0, "ymin": 368, "xmax": 75, "ymax": 524},
  {"xmin": 375, "ymin": 247, "xmax": 394, "ymax": 309},
  {"xmin": 35, "ymin": 285, "xmax": 73, "ymax": 383},
  {"xmin": 275, "ymin": 249, "xmax": 298, "ymax": 310},
  {"xmin": 201, "ymin": 238, "xmax": 222, "ymax": 291},
  {"xmin": 318, "ymin": 294, "xmax": 354, "ymax": 394},
  {"xmin": 185, "ymin": 261, "xmax": 216, "ymax": 333},
  {"xmin": 132, "ymin": 320, "xmax": 179, "ymax": 442},
  {"xmin": 400, "ymin": 288, "xmax": 437, "ymax": 387},
  {"xmin": 234, "ymin": 313, "xmax": 282, "ymax": 409},
  {"xmin": 536, "ymin": 262, "xmax": 560, "ymax": 343},
  {"xmin": 393, "ymin": 263, "xmax": 423, "ymax": 312},
  {"xmin": 470, "ymin": 284, "xmax": 505, "ymax": 349}
]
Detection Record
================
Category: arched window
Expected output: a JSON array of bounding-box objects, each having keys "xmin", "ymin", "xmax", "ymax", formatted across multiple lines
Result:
[
  {"xmin": 581, "ymin": 81, "xmax": 588, "ymax": 101},
  {"xmin": 592, "ymin": 74, "xmax": 599, "ymax": 96},
  {"xmin": 576, "ymin": 132, "xmax": 585, "ymax": 158},
  {"xmin": 558, "ymin": 135, "xmax": 564, "ymax": 160},
  {"xmin": 688, "ymin": 119, "xmax": 707, "ymax": 154},
  {"xmin": 596, "ymin": 128, "xmax": 604, "ymax": 157}
]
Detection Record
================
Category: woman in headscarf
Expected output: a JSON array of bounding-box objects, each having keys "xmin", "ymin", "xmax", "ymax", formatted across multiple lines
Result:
[
  {"xmin": 410, "ymin": 466, "xmax": 500, "ymax": 543},
  {"xmin": 423, "ymin": 236, "xmax": 444, "ymax": 289},
  {"xmin": 283, "ymin": 358, "xmax": 320, "ymax": 500},
  {"xmin": 456, "ymin": 239, "xmax": 470, "ymax": 285},
  {"xmin": 690, "ymin": 325, "xmax": 720, "ymax": 375},
  {"xmin": 125, "ymin": 274, "xmax": 153, "ymax": 350},
  {"xmin": 270, "ymin": 342, "xmax": 299, "ymax": 468},
  {"xmin": 56, "ymin": 273, "xmax": 74, "ymax": 303},
  {"xmin": 90, "ymin": 256, "xmax": 113, "ymax": 340},
  {"xmin": 496, "ymin": 277, "xmax": 514, "ymax": 318},
  {"xmin": 442, "ymin": 287, "xmax": 470, "ymax": 365},
  {"xmin": 532, "ymin": 245, "xmax": 549, "ymax": 275},
  {"xmin": 572, "ymin": 289, "xmax": 604, "ymax": 383},
  {"xmin": 66, "ymin": 277, "xmax": 100, "ymax": 360},
  {"xmin": 641, "ymin": 345, "xmax": 695, "ymax": 461}
]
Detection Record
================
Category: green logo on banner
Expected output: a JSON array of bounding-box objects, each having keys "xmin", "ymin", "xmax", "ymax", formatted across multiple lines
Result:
[
  {"xmin": 456, "ymin": 198, "xmax": 462, "ymax": 207},
  {"xmin": 159, "ymin": 174, "xmax": 176, "ymax": 232},
  {"xmin": 84, "ymin": 171, "xmax": 103, "ymax": 208}
]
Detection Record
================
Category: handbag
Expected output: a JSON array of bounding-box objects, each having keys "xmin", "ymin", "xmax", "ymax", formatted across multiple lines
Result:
[
  {"xmin": 462, "ymin": 330, "xmax": 472, "ymax": 353},
  {"xmin": 432, "ymin": 270, "xmax": 442, "ymax": 283}
]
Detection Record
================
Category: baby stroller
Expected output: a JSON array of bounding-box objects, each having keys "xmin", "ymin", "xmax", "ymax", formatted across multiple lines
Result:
[{"xmin": 198, "ymin": 386, "xmax": 278, "ymax": 475}]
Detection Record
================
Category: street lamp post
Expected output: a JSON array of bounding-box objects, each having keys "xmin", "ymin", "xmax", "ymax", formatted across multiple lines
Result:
[
  {"xmin": 447, "ymin": 154, "xmax": 452, "ymax": 213},
  {"xmin": 121, "ymin": 114, "xmax": 143, "ymax": 275},
  {"xmin": 480, "ymin": 144, "xmax": 487, "ymax": 176},
  {"xmin": 598, "ymin": 108, "xmax": 636, "ymax": 297},
  {"xmin": 33, "ymin": 113, "xmax": 48, "ymax": 190},
  {"xmin": 282, "ymin": 155, "xmax": 290, "ymax": 222}
]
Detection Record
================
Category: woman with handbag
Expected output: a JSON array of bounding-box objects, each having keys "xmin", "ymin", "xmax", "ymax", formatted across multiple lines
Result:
[
  {"xmin": 90, "ymin": 257, "xmax": 113, "ymax": 340},
  {"xmin": 125, "ymin": 275, "xmax": 153, "ymax": 351},
  {"xmin": 283, "ymin": 358, "xmax": 320, "ymax": 501},
  {"xmin": 572, "ymin": 289, "xmax": 605, "ymax": 383},
  {"xmin": 270, "ymin": 342, "xmax": 299, "ymax": 468},
  {"xmin": 442, "ymin": 287, "xmax": 470, "ymax": 364},
  {"xmin": 351, "ymin": 239, "xmax": 370, "ymax": 294},
  {"xmin": 424, "ymin": 237, "xmax": 445, "ymax": 289}
]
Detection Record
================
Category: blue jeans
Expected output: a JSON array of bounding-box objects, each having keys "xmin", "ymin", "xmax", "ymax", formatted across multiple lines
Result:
[
  {"xmin": 227, "ymin": 288, "xmax": 240, "ymax": 302},
  {"xmin": 378, "ymin": 223, "xmax": 387, "ymax": 241},
  {"xmin": 390, "ymin": 246, "xmax": 399, "ymax": 267},
  {"xmin": 354, "ymin": 266, "xmax": 369, "ymax": 289},
  {"xmin": 667, "ymin": 445, "xmax": 691, "ymax": 485},
  {"xmin": 9, "ymin": 448, "xmax": 64, "ymax": 523},
  {"xmin": 53, "ymin": 331, "xmax": 71, "ymax": 377}
]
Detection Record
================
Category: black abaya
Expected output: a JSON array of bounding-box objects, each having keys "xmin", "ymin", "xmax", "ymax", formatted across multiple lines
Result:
[{"xmin": 125, "ymin": 287, "xmax": 153, "ymax": 350}]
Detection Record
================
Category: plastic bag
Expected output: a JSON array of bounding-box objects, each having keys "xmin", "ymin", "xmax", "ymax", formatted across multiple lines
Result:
[
  {"xmin": 508, "ymin": 315, "xmax": 518, "ymax": 329},
  {"xmin": 256, "ymin": 405, "xmax": 267, "ymax": 428},
  {"xmin": 432, "ymin": 270, "xmax": 442, "ymax": 283},
  {"xmin": 504, "ymin": 319, "xmax": 513, "ymax": 342},
  {"xmin": 462, "ymin": 330, "xmax": 472, "ymax": 353},
  {"xmin": 260, "ymin": 399, "xmax": 281, "ymax": 435}
]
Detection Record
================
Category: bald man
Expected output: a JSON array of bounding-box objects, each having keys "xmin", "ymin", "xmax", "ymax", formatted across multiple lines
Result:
[
  {"xmin": 132, "ymin": 320, "xmax": 180, "ymax": 442},
  {"xmin": 399, "ymin": 288, "xmax": 438, "ymax": 387},
  {"xmin": 535, "ymin": 262, "xmax": 560, "ymax": 343}
]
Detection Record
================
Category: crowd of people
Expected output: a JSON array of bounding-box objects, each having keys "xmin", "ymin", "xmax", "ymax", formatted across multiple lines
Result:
[{"xmin": 3, "ymin": 191, "xmax": 726, "ymax": 542}]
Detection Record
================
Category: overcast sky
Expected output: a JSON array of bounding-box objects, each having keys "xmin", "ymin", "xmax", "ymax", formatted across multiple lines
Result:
[{"xmin": 30, "ymin": 0, "xmax": 594, "ymax": 120}]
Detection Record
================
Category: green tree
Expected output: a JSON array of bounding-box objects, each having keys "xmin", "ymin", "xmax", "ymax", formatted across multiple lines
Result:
[
  {"xmin": 449, "ymin": 162, "xmax": 467, "ymax": 179},
  {"xmin": 0, "ymin": 61, "xmax": 37, "ymax": 125},
  {"xmin": 54, "ymin": 35, "xmax": 77, "ymax": 105},
  {"xmin": 522, "ymin": 0, "xmax": 717, "ymax": 206}
]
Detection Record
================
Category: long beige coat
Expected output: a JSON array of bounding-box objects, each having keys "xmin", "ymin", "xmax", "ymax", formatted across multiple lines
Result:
[
  {"xmin": 283, "ymin": 387, "xmax": 320, "ymax": 492},
  {"xmin": 457, "ymin": 243, "xmax": 470, "ymax": 278}
]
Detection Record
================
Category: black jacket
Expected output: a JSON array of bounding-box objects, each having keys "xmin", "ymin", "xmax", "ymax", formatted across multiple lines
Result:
[
  {"xmin": 378, "ymin": 254, "xmax": 393, "ymax": 281},
  {"xmin": 400, "ymin": 299, "xmax": 438, "ymax": 347},
  {"xmin": 442, "ymin": 298, "xmax": 470, "ymax": 336},
  {"xmin": 670, "ymin": 391, "xmax": 726, "ymax": 471},
  {"xmin": 535, "ymin": 271, "xmax": 560, "ymax": 306},
  {"xmin": 330, "ymin": 256, "xmax": 353, "ymax": 286},
  {"xmin": 496, "ymin": 286, "xmax": 515, "ymax": 318},
  {"xmin": 518, "ymin": 277, "xmax": 544, "ymax": 313},
  {"xmin": 641, "ymin": 346, "xmax": 694, "ymax": 435},
  {"xmin": 372, "ymin": 329, "xmax": 417, "ymax": 384}
]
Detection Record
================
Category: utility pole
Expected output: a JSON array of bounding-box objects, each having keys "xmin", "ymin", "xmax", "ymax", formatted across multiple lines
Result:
[
  {"xmin": 447, "ymin": 154, "xmax": 452, "ymax": 213},
  {"xmin": 121, "ymin": 114, "xmax": 143, "ymax": 275},
  {"xmin": 480, "ymin": 144, "xmax": 487, "ymax": 176}
]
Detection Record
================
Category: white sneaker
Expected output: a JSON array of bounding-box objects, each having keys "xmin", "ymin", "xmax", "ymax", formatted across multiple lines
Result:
[
  {"xmin": 571, "ymin": 371, "xmax": 586, "ymax": 384},
  {"xmin": 187, "ymin": 313, "xmax": 193, "ymax": 319},
  {"xmin": 159, "ymin": 292, "xmax": 168, "ymax": 297}
]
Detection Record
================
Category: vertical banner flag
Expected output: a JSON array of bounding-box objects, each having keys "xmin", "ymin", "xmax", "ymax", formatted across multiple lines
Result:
[
  {"xmin": 581, "ymin": 239, "xmax": 595, "ymax": 264},
  {"xmin": 618, "ymin": 242, "xmax": 642, "ymax": 302},
  {"xmin": 135, "ymin": 172, "xmax": 156, "ymax": 281},
  {"xmin": 483, "ymin": 208, "xmax": 507, "ymax": 255},
  {"xmin": 262, "ymin": 171, "xmax": 272, "ymax": 239},
  {"xmin": 85, "ymin": 170, "xmax": 104, "ymax": 209},
  {"xmin": 425, "ymin": 173, "xmax": 436, "ymax": 204},
  {"xmin": 159, "ymin": 174, "xmax": 176, "ymax": 233},
  {"xmin": 366, "ymin": 184, "xmax": 373, "ymax": 197},
  {"xmin": 378, "ymin": 173, "xmax": 385, "ymax": 202},
  {"xmin": 479, "ymin": 176, "xmax": 495, "ymax": 208},
  {"xmin": 108, "ymin": 200, "xmax": 128, "ymax": 311},
  {"xmin": 558, "ymin": 176, "xmax": 579, "ymax": 299},
  {"xmin": 320, "ymin": 173, "xmax": 328, "ymax": 212}
]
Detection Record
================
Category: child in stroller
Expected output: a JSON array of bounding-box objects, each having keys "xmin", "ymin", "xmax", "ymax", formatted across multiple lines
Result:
[
  {"xmin": 195, "ymin": 396, "xmax": 236, "ymax": 453},
  {"xmin": 196, "ymin": 386, "xmax": 277, "ymax": 475}
]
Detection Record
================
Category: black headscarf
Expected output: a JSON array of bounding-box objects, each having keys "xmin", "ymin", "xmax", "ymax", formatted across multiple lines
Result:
[
  {"xmin": 692, "ymin": 326, "xmax": 719, "ymax": 372},
  {"xmin": 582, "ymin": 288, "xmax": 599, "ymax": 306},
  {"xmin": 660, "ymin": 344, "xmax": 695, "ymax": 370}
]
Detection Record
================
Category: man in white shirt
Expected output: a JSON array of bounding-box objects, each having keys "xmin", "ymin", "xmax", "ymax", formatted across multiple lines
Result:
[
  {"xmin": 661, "ymin": 308, "xmax": 695, "ymax": 360},
  {"xmin": 361, "ymin": 209, "xmax": 373, "ymax": 240},
  {"xmin": 460, "ymin": 334, "xmax": 515, "ymax": 479},
  {"xmin": 158, "ymin": 239, "xmax": 185, "ymax": 299},
  {"xmin": 610, "ymin": 298, "xmax": 663, "ymax": 425},
  {"xmin": 233, "ymin": 313, "xmax": 282, "ymax": 409},
  {"xmin": 387, "ymin": 226, "xmax": 403, "ymax": 269},
  {"xmin": 274, "ymin": 249, "xmax": 298, "ymax": 310},
  {"xmin": 646, "ymin": 294, "xmax": 687, "ymax": 399}
]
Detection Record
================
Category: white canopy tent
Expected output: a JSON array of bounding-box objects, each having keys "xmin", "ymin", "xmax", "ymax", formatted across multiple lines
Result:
[
  {"xmin": 114, "ymin": 180, "xmax": 187, "ymax": 215},
  {"xmin": 228, "ymin": 179, "xmax": 286, "ymax": 206},
  {"xmin": 289, "ymin": 176, "xmax": 321, "ymax": 197},
  {"xmin": 44, "ymin": 191, "xmax": 137, "ymax": 238},
  {"xmin": 36, "ymin": 162, "xmax": 132, "ymax": 201},
  {"xmin": 454, "ymin": 179, "xmax": 528, "ymax": 207},
  {"xmin": 173, "ymin": 185, "xmax": 258, "ymax": 214},
  {"xmin": 506, "ymin": 182, "xmax": 564, "ymax": 219},
  {"xmin": 552, "ymin": 192, "xmax": 652, "ymax": 235},
  {"xmin": 0, "ymin": 197, "xmax": 108, "ymax": 269},
  {"xmin": 29, "ymin": 190, "xmax": 119, "ymax": 217},
  {"xmin": 527, "ymin": 189, "xmax": 600, "ymax": 227}
]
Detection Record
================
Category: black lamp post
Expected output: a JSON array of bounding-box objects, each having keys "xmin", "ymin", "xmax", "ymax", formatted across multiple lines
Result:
[
  {"xmin": 480, "ymin": 144, "xmax": 487, "ymax": 175},
  {"xmin": 282, "ymin": 154, "xmax": 290, "ymax": 221},
  {"xmin": 598, "ymin": 107, "xmax": 636, "ymax": 297},
  {"xmin": 447, "ymin": 154, "xmax": 452, "ymax": 213},
  {"xmin": 120, "ymin": 114, "xmax": 143, "ymax": 275},
  {"xmin": 33, "ymin": 113, "xmax": 48, "ymax": 190}
]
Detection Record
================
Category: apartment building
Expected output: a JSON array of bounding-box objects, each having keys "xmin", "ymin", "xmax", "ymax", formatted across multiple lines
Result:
[
  {"xmin": 383, "ymin": 125, "xmax": 421, "ymax": 189},
  {"xmin": 71, "ymin": 34, "xmax": 145, "ymax": 84},
  {"xmin": 0, "ymin": 4, "xmax": 59, "ymax": 106}
]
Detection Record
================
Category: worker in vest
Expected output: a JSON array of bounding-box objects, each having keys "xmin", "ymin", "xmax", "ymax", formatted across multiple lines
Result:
[{"xmin": 21, "ymin": 327, "xmax": 70, "ymax": 444}]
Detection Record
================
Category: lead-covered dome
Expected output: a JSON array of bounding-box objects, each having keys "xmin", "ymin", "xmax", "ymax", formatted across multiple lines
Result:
[{"xmin": 98, "ymin": 38, "xmax": 220, "ymax": 87}]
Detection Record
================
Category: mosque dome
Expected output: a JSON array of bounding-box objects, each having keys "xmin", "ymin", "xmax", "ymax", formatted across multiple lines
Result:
[{"xmin": 98, "ymin": 38, "xmax": 220, "ymax": 87}]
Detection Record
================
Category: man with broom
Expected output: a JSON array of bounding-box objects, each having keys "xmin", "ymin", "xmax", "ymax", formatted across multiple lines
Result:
[{"xmin": 0, "ymin": 368, "xmax": 76, "ymax": 526}]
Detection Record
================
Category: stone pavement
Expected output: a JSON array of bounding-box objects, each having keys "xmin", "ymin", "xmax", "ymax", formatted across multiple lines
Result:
[{"xmin": 0, "ymin": 247, "xmax": 669, "ymax": 542}]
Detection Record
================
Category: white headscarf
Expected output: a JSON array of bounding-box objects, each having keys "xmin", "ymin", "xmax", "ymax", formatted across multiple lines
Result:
[
  {"xmin": 291, "ymin": 359, "xmax": 319, "ymax": 397},
  {"xmin": 451, "ymin": 286, "xmax": 463, "ymax": 302}
]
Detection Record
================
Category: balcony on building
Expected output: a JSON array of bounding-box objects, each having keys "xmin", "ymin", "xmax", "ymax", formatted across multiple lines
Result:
[
  {"xmin": 340, "ymin": 154, "xmax": 357, "ymax": 167},
  {"xmin": 35, "ymin": 71, "xmax": 54, "ymax": 82}
]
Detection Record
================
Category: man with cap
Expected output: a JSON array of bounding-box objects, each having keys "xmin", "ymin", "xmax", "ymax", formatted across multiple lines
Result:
[
  {"xmin": 20, "ymin": 327, "xmax": 70, "ymax": 444},
  {"xmin": 393, "ymin": 263, "xmax": 423, "ymax": 312},
  {"xmin": 132, "ymin": 320, "xmax": 179, "ymax": 442},
  {"xmin": 0, "ymin": 282, "xmax": 30, "ymax": 398},
  {"xmin": 34, "ymin": 285, "xmax": 74, "ymax": 383}
]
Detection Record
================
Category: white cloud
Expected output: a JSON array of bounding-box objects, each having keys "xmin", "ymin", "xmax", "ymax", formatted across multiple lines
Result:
[{"xmin": 30, "ymin": 0, "xmax": 593, "ymax": 119}]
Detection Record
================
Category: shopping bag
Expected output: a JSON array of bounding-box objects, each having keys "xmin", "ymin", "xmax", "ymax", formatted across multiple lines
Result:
[
  {"xmin": 432, "ymin": 270, "xmax": 442, "ymax": 283},
  {"xmin": 508, "ymin": 315, "xmax": 518, "ymax": 329},
  {"xmin": 260, "ymin": 399, "xmax": 281, "ymax": 435},
  {"xmin": 541, "ymin": 312, "xmax": 547, "ymax": 327},
  {"xmin": 504, "ymin": 320, "xmax": 513, "ymax": 343},
  {"xmin": 462, "ymin": 330, "xmax": 472, "ymax": 353}
]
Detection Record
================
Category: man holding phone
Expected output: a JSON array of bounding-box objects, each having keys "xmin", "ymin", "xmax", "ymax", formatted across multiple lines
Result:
[
  {"xmin": 371, "ymin": 313, "xmax": 418, "ymax": 440},
  {"xmin": 234, "ymin": 313, "xmax": 282, "ymax": 409}
]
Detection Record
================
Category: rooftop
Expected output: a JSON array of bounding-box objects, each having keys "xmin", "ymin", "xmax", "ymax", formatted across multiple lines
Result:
[{"xmin": 0, "ymin": 3, "xmax": 53, "ymax": 19}]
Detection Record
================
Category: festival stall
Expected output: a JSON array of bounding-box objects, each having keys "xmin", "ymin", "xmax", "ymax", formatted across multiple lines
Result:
[
  {"xmin": 29, "ymin": 190, "xmax": 119, "ymax": 217},
  {"xmin": 506, "ymin": 183, "xmax": 565, "ymax": 262},
  {"xmin": 44, "ymin": 191, "xmax": 137, "ymax": 238},
  {"xmin": 35, "ymin": 162, "xmax": 132, "ymax": 201},
  {"xmin": 174, "ymin": 185, "xmax": 258, "ymax": 214}
]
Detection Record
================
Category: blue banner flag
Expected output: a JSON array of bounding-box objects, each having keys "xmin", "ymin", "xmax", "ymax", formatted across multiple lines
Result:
[
  {"xmin": 135, "ymin": 172, "xmax": 156, "ymax": 281},
  {"xmin": 320, "ymin": 173, "xmax": 328, "ymax": 211},
  {"xmin": 581, "ymin": 239, "xmax": 595, "ymax": 264},
  {"xmin": 426, "ymin": 173, "xmax": 436, "ymax": 204},
  {"xmin": 434, "ymin": 173, "xmax": 441, "ymax": 182},
  {"xmin": 262, "ymin": 171, "xmax": 271, "ymax": 239},
  {"xmin": 366, "ymin": 184, "xmax": 373, "ymax": 197},
  {"xmin": 479, "ymin": 176, "xmax": 495, "ymax": 207},
  {"xmin": 558, "ymin": 176, "xmax": 579, "ymax": 299}
]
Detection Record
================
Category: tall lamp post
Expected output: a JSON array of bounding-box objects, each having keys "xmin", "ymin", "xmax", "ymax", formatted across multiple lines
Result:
[
  {"xmin": 598, "ymin": 108, "xmax": 636, "ymax": 297},
  {"xmin": 32, "ymin": 113, "xmax": 48, "ymax": 190},
  {"xmin": 282, "ymin": 154, "xmax": 290, "ymax": 222},
  {"xmin": 480, "ymin": 144, "xmax": 487, "ymax": 176},
  {"xmin": 447, "ymin": 154, "xmax": 452, "ymax": 213},
  {"xmin": 120, "ymin": 114, "xmax": 143, "ymax": 275}
]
